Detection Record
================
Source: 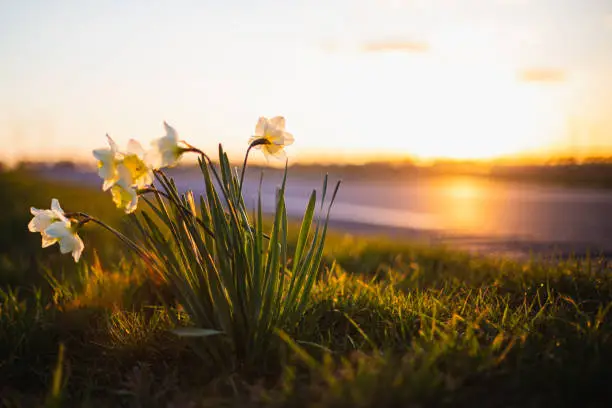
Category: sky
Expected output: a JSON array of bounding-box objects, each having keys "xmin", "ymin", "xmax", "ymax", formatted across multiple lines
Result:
[{"xmin": 1, "ymin": 0, "xmax": 612, "ymax": 165}]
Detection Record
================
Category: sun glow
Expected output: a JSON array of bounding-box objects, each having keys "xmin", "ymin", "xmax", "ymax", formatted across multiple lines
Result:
[
  {"xmin": 333, "ymin": 52, "xmax": 568, "ymax": 161},
  {"xmin": 2, "ymin": 1, "xmax": 610, "ymax": 165}
]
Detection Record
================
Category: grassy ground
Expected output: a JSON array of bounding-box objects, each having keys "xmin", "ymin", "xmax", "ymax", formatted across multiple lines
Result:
[{"xmin": 2, "ymin": 170, "xmax": 612, "ymax": 407}]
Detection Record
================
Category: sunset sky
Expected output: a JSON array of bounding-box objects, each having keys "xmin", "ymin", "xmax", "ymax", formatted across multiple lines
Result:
[{"xmin": 1, "ymin": 0, "xmax": 612, "ymax": 165}]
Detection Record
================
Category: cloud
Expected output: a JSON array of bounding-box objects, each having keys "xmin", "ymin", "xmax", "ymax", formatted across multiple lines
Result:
[
  {"xmin": 361, "ymin": 39, "xmax": 430, "ymax": 53},
  {"xmin": 518, "ymin": 68, "xmax": 566, "ymax": 83}
]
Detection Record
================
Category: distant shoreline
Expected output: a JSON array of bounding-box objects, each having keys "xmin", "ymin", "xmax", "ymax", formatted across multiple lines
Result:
[{"xmin": 11, "ymin": 159, "xmax": 612, "ymax": 190}]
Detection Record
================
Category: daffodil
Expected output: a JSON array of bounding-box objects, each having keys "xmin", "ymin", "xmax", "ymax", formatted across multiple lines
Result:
[
  {"xmin": 92, "ymin": 135, "xmax": 121, "ymax": 191},
  {"xmin": 249, "ymin": 116, "xmax": 294, "ymax": 159},
  {"xmin": 45, "ymin": 219, "xmax": 85, "ymax": 262},
  {"xmin": 28, "ymin": 198, "xmax": 69, "ymax": 248},
  {"xmin": 148, "ymin": 122, "xmax": 184, "ymax": 169},
  {"xmin": 110, "ymin": 178, "xmax": 139, "ymax": 214},
  {"xmin": 28, "ymin": 198, "xmax": 84, "ymax": 262},
  {"xmin": 121, "ymin": 139, "xmax": 154, "ymax": 189}
]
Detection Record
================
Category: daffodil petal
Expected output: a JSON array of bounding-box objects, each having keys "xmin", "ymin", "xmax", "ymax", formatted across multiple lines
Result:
[
  {"xmin": 127, "ymin": 139, "xmax": 145, "ymax": 157},
  {"xmin": 282, "ymin": 131, "xmax": 295, "ymax": 146},
  {"xmin": 92, "ymin": 148, "xmax": 112, "ymax": 162},
  {"xmin": 28, "ymin": 216, "xmax": 47, "ymax": 233},
  {"xmin": 106, "ymin": 134, "xmax": 119, "ymax": 153},
  {"xmin": 58, "ymin": 232, "xmax": 77, "ymax": 255},
  {"xmin": 93, "ymin": 145, "xmax": 120, "ymax": 190},
  {"xmin": 30, "ymin": 207, "xmax": 42, "ymax": 216},
  {"xmin": 28, "ymin": 209, "xmax": 55, "ymax": 232},
  {"xmin": 163, "ymin": 121, "xmax": 178, "ymax": 143},
  {"xmin": 126, "ymin": 193, "xmax": 138, "ymax": 214},
  {"xmin": 45, "ymin": 221, "xmax": 72, "ymax": 239},
  {"xmin": 255, "ymin": 117, "xmax": 267, "ymax": 136},
  {"xmin": 102, "ymin": 178, "xmax": 117, "ymax": 191},
  {"xmin": 41, "ymin": 233, "xmax": 58, "ymax": 248},
  {"xmin": 144, "ymin": 148, "xmax": 163, "ymax": 169},
  {"xmin": 269, "ymin": 116, "xmax": 286, "ymax": 130},
  {"xmin": 149, "ymin": 122, "xmax": 182, "ymax": 169},
  {"xmin": 70, "ymin": 234, "xmax": 85, "ymax": 262},
  {"xmin": 51, "ymin": 199, "xmax": 63, "ymax": 214}
]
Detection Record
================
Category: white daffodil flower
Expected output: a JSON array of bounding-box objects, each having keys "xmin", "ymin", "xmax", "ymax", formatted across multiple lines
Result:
[
  {"xmin": 121, "ymin": 139, "xmax": 154, "ymax": 189},
  {"xmin": 45, "ymin": 220, "xmax": 85, "ymax": 262},
  {"xmin": 249, "ymin": 116, "xmax": 294, "ymax": 160},
  {"xmin": 148, "ymin": 122, "xmax": 184, "ymax": 169},
  {"xmin": 94, "ymin": 134, "xmax": 154, "ymax": 212},
  {"xmin": 28, "ymin": 198, "xmax": 84, "ymax": 262},
  {"xmin": 93, "ymin": 135, "xmax": 121, "ymax": 191},
  {"xmin": 110, "ymin": 178, "xmax": 139, "ymax": 214},
  {"xmin": 28, "ymin": 198, "xmax": 69, "ymax": 248}
]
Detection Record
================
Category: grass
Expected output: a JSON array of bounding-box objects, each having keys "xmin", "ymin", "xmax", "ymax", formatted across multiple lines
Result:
[{"xmin": 2, "ymin": 169, "xmax": 612, "ymax": 407}]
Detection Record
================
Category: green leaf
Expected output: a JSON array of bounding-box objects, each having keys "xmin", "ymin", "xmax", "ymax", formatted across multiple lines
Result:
[
  {"xmin": 171, "ymin": 328, "xmax": 224, "ymax": 338},
  {"xmin": 293, "ymin": 190, "xmax": 316, "ymax": 270}
]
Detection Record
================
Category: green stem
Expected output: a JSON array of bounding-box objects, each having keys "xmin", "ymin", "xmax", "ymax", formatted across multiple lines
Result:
[
  {"xmin": 68, "ymin": 212, "xmax": 157, "ymax": 269},
  {"xmin": 239, "ymin": 144, "xmax": 255, "ymax": 194},
  {"xmin": 138, "ymin": 187, "xmax": 215, "ymax": 239}
]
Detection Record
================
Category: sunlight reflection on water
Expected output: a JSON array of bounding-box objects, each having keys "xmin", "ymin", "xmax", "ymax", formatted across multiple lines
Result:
[{"xmin": 238, "ymin": 173, "xmax": 612, "ymax": 249}]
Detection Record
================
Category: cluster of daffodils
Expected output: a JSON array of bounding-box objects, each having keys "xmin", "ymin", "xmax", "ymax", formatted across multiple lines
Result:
[
  {"xmin": 28, "ymin": 116, "xmax": 294, "ymax": 262},
  {"xmin": 92, "ymin": 122, "xmax": 182, "ymax": 214}
]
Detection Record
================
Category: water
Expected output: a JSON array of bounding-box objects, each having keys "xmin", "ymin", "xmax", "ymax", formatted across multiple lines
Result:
[
  {"xmin": 235, "ymin": 172, "xmax": 612, "ymax": 257},
  {"xmin": 50, "ymin": 167, "xmax": 612, "ymax": 257}
]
